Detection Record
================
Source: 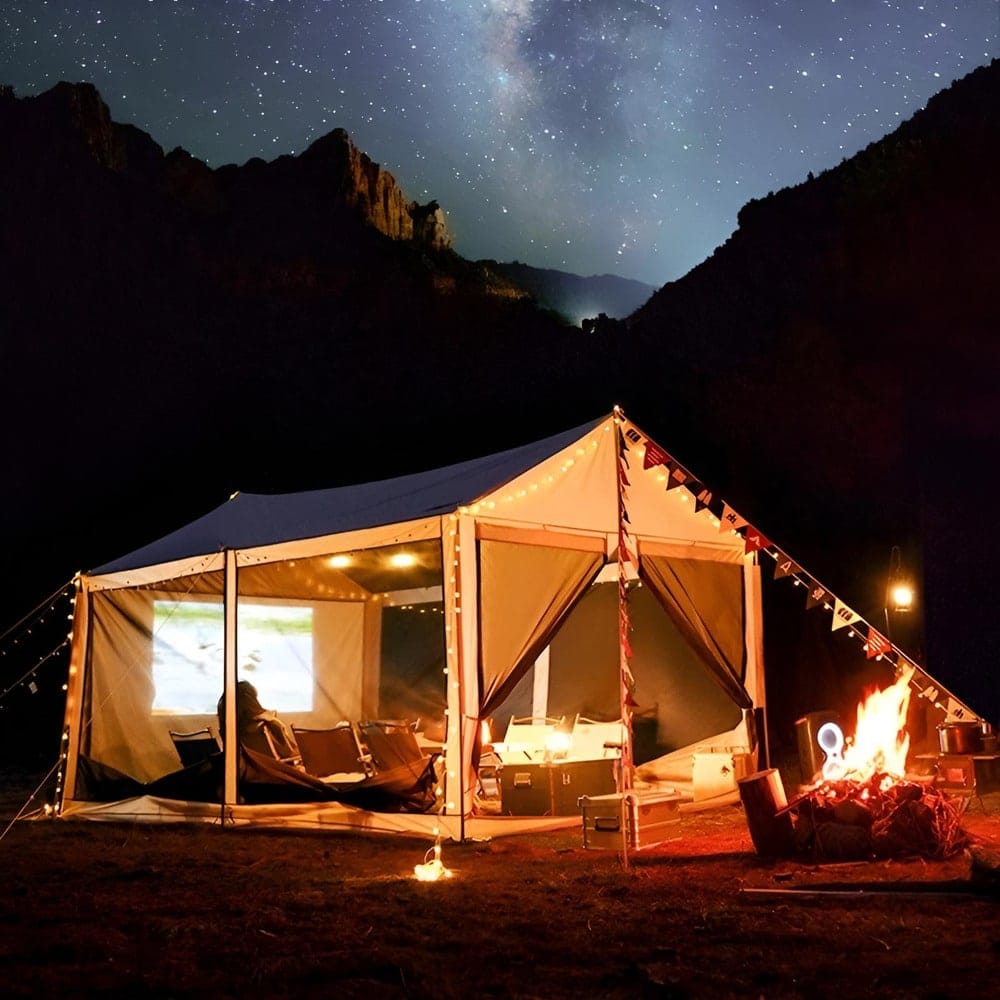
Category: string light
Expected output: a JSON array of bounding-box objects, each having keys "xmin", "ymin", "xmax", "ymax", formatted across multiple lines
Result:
[{"xmin": 413, "ymin": 838, "xmax": 453, "ymax": 881}]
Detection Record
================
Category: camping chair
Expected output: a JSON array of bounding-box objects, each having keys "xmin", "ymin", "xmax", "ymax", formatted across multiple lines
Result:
[
  {"xmin": 358, "ymin": 720, "xmax": 440, "ymax": 812},
  {"xmin": 169, "ymin": 728, "xmax": 222, "ymax": 768},
  {"xmin": 359, "ymin": 720, "xmax": 426, "ymax": 770},
  {"xmin": 292, "ymin": 723, "xmax": 374, "ymax": 780},
  {"xmin": 260, "ymin": 719, "xmax": 303, "ymax": 767}
]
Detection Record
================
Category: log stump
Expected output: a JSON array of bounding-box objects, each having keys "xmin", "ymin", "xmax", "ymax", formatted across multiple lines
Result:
[{"xmin": 738, "ymin": 768, "xmax": 796, "ymax": 857}]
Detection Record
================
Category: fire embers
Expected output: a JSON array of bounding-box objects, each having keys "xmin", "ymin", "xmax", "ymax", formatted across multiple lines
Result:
[{"xmin": 793, "ymin": 774, "xmax": 971, "ymax": 862}]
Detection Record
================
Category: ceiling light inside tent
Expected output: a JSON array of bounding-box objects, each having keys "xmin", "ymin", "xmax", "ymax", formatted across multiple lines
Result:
[
  {"xmin": 328, "ymin": 555, "xmax": 351, "ymax": 569},
  {"xmin": 389, "ymin": 552, "xmax": 418, "ymax": 568}
]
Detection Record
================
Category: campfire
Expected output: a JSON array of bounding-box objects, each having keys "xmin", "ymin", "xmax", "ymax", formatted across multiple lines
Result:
[{"xmin": 791, "ymin": 672, "xmax": 971, "ymax": 861}]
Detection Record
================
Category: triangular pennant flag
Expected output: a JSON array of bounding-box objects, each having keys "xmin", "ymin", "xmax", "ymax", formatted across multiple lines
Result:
[
  {"xmin": 618, "ymin": 529, "xmax": 633, "ymax": 563},
  {"xmin": 744, "ymin": 527, "xmax": 770, "ymax": 554},
  {"xmin": 805, "ymin": 581, "xmax": 830, "ymax": 609},
  {"xmin": 945, "ymin": 698, "xmax": 970, "ymax": 722},
  {"xmin": 864, "ymin": 626, "xmax": 891, "ymax": 659},
  {"xmin": 643, "ymin": 440, "xmax": 670, "ymax": 469},
  {"xmin": 666, "ymin": 463, "xmax": 690, "ymax": 490},
  {"xmin": 830, "ymin": 599, "xmax": 859, "ymax": 632},
  {"xmin": 773, "ymin": 552, "xmax": 802, "ymax": 579},
  {"xmin": 718, "ymin": 503, "xmax": 747, "ymax": 534}
]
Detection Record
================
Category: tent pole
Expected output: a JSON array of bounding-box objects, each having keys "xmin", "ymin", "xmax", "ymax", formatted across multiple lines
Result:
[
  {"xmin": 60, "ymin": 576, "xmax": 86, "ymax": 814},
  {"xmin": 222, "ymin": 549, "xmax": 238, "ymax": 825},
  {"xmin": 614, "ymin": 408, "xmax": 634, "ymax": 869}
]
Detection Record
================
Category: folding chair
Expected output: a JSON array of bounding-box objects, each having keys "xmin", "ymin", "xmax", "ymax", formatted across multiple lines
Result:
[
  {"xmin": 169, "ymin": 727, "xmax": 222, "ymax": 768},
  {"xmin": 358, "ymin": 720, "xmax": 440, "ymax": 812},
  {"xmin": 259, "ymin": 718, "xmax": 303, "ymax": 767},
  {"xmin": 359, "ymin": 720, "xmax": 424, "ymax": 770},
  {"xmin": 292, "ymin": 723, "xmax": 374, "ymax": 780}
]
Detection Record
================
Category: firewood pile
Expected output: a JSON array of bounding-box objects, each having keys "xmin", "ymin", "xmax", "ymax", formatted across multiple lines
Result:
[{"xmin": 792, "ymin": 774, "xmax": 971, "ymax": 862}]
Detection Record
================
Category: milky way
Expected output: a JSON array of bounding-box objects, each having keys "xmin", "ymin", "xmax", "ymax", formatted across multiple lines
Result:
[{"xmin": 3, "ymin": 1, "xmax": 996, "ymax": 284}]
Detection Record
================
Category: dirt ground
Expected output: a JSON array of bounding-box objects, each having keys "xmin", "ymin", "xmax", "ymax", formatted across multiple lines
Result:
[{"xmin": 2, "ymin": 770, "xmax": 999, "ymax": 999}]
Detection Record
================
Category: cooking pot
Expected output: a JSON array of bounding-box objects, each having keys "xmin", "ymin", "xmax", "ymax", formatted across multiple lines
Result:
[{"xmin": 937, "ymin": 721, "xmax": 982, "ymax": 754}]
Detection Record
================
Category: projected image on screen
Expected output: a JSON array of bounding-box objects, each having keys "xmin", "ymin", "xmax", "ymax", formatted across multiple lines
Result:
[{"xmin": 152, "ymin": 600, "xmax": 314, "ymax": 714}]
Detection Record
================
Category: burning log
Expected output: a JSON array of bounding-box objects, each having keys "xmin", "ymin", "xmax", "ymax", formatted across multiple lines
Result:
[
  {"xmin": 770, "ymin": 672, "xmax": 973, "ymax": 862},
  {"xmin": 792, "ymin": 773, "xmax": 971, "ymax": 862}
]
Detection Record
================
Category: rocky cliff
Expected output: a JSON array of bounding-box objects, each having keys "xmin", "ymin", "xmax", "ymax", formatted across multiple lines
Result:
[{"xmin": 2, "ymin": 81, "xmax": 450, "ymax": 253}]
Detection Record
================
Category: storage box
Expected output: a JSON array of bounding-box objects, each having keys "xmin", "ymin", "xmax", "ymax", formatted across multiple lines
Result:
[
  {"xmin": 500, "ymin": 758, "xmax": 618, "ymax": 816},
  {"xmin": 579, "ymin": 792, "xmax": 627, "ymax": 849},
  {"xmin": 579, "ymin": 790, "xmax": 682, "ymax": 851}
]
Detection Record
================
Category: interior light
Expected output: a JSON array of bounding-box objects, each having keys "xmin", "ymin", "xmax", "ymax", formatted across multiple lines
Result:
[
  {"xmin": 328, "ymin": 554, "xmax": 351, "ymax": 569},
  {"xmin": 389, "ymin": 552, "xmax": 418, "ymax": 568},
  {"xmin": 545, "ymin": 730, "xmax": 572, "ymax": 758}
]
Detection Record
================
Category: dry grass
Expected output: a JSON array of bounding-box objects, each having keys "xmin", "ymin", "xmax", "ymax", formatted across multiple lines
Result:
[{"xmin": 2, "ymin": 769, "xmax": 1000, "ymax": 998}]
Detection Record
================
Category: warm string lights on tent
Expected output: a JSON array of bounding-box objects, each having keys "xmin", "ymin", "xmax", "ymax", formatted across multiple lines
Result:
[
  {"xmin": 0, "ymin": 756, "xmax": 64, "ymax": 842},
  {"xmin": 456, "ymin": 427, "xmax": 610, "ymax": 519},
  {"xmin": 0, "ymin": 577, "xmax": 77, "ymax": 826},
  {"xmin": 0, "ymin": 579, "xmax": 76, "ymax": 708},
  {"xmin": 409, "ymin": 516, "xmax": 461, "ymax": 881},
  {"xmin": 631, "ymin": 427, "xmax": 973, "ymax": 721},
  {"xmin": 0, "ymin": 637, "xmax": 72, "ymax": 704}
]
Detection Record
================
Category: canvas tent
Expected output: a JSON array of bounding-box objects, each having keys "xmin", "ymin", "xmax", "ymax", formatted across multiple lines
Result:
[{"xmin": 58, "ymin": 409, "xmax": 979, "ymax": 840}]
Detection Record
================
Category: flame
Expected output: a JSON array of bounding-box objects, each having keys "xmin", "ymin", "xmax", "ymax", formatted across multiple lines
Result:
[{"xmin": 830, "ymin": 671, "xmax": 912, "ymax": 787}]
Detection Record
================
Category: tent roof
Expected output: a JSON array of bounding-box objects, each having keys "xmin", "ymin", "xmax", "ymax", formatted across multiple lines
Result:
[{"xmin": 93, "ymin": 416, "xmax": 608, "ymax": 574}]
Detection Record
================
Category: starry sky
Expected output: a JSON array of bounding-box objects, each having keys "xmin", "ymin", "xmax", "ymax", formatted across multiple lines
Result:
[{"xmin": 3, "ymin": 1, "xmax": 997, "ymax": 286}]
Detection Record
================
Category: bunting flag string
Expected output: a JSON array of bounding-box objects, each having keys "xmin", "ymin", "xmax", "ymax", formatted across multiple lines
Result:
[
  {"xmin": 629, "ymin": 425, "xmax": 972, "ymax": 712},
  {"xmin": 614, "ymin": 407, "xmax": 637, "ymax": 793}
]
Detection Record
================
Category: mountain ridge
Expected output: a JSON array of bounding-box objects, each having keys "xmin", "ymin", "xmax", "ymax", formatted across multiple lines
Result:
[{"xmin": 1, "ymin": 61, "xmax": 999, "ymax": 754}]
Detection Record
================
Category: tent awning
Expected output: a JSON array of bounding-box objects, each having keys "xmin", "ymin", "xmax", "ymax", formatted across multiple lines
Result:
[{"xmin": 93, "ymin": 417, "xmax": 606, "ymax": 574}]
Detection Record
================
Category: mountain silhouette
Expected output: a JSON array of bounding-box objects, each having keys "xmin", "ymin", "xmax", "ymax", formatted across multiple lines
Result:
[{"xmin": 0, "ymin": 61, "xmax": 998, "ymax": 762}]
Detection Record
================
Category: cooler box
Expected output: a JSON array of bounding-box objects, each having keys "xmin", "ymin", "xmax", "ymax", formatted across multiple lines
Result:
[{"xmin": 579, "ymin": 790, "xmax": 682, "ymax": 851}]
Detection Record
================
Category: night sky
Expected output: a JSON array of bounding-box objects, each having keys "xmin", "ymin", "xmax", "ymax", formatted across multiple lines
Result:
[{"xmin": 3, "ymin": 1, "xmax": 997, "ymax": 286}]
